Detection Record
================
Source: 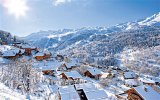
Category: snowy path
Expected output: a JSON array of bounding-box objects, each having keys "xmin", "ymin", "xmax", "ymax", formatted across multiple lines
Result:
[{"xmin": 0, "ymin": 83, "xmax": 27, "ymax": 100}]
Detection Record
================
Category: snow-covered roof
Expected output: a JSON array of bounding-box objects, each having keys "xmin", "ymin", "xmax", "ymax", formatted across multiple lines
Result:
[
  {"xmin": 124, "ymin": 71, "xmax": 136, "ymax": 79},
  {"xmin": 84, "ymin": 89, "xmax": 108, "ymax": 100},
  {"xmin": 63, "ymin": 59, "xmax": 80, "ymax": 68},
  {"xmin": 21, "ymin": 44, "xmax": 36, "ymax": 49},
  {"xmin": 2, "ymin": 51, "xmax": 16, "ymax": 57},
  {"xmin": 35, "ymin": 52, "xmax": 44, "ymax": 57},
  {"xmin": 139, "ymin": 78, "xmax": 155, "ymax": 84},
  {"xmin": 48, "ymin": 85, "xmax": 59, "ymax": 94},
  {"xmin": 64, "ymin": 62, "xmax": 77, "ymax": 68},
  {"xmin": 0, "ymin": 45, "xmax": 12, "ymax": 52},
  {"xmin": 75, "ymin": 82, "xmax": 108, "ymax": 100},
  {"xmin": 34, "ymin": 61, "xmax": 62, "ymax": 71},
  {"xmin": 75, "ymin": 83, "xmax": 97, "ymax": 92},
  {"xmin": 111, "ymin": 70, "xmax": 118, "ymax": 74},
  {"xmin": 43, "ymin": 75, "xmax": 58, "ymax": 81},
  {"xmin": 87, "ymin": 68, "xmax": 102, "ymax": 75},
  {"xmin": 125, "ymin": 79, "xmax": 139, "ymax": 86},
  {"xmin": 119, "ymin": 66, "xmax": 127, "ymax": 71},
  {"xmin": 134, "ymin": 85, "xmax": 160, "ymax": 100},
  {"xmin": 35, "ymin": 50, "xmax": 51, "ymax": 57},
  {"xmin": 59, "ymin": 85, "xmax": 80, "ymax": 100},
  {"xmin": 63, "ymin": 71, "xmax": 82, "ymax": 79},
  {"xmin": 101, "ymin": 73, "xmax": 110, "ymax": 79},
  {"xmin": 2, "ymin": 49, "xmax": 20, "ymax": 57},
  {"xmin": 20, "ymin": 49, "xmax": 25, "ymax": 54},
  {"xmin": 43, "ymin": 50, "xmax": 50, "ymax": 55}
]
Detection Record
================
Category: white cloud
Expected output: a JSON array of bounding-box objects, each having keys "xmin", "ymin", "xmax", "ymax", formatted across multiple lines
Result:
[{"xmin": 53, "ymin": 0, "xmax": 72, "ymax": 6}]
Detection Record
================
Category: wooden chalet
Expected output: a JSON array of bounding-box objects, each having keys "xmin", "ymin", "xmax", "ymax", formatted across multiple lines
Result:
[
  {"xmin": 63, "ymin": 62, "xmax": 79, "ymax": 70},
  {"xmin": 21, "ymin": 45, "xmax": 37, "ymax": 55},
  {"xmin": 139, "ymin": 78, "xmax": 156, "ymax": 86},
  {"xmin": 116, "ymin": 92, "xmax": 128, "ymax": 100},
  {"xmin": 35, "ymin": 52, "xmax": 44, "ymax": 60},
  {"xmin": 59, "ymin": 85, "xmax": 80, "ymax": 100},
  {"xmin": 60, "ymin": 71, "xmax": 82, "ymax": 81},
  {"xmin": 12, "ymin": 42, "xmax": 21, "ymax": 47},
  {"xmin": 123, "ymin": 71, "xmax": 137, "ymax": 79},
  {"xmin": 84, "ymin": 68, "xmax": 102, "ymax": 79},
  {"xmin": 36, "ymin": 61, "xmax": 62, "ymax": 76},
  {"xmin": 2, "ymin": 49, "xmax": 22, "ymax": 59},
  {"xmin": 35, "ymin": 51, "xmax": 51, "ymax": 61},
  {"xmin": 127, "ymin": 85, "xmax": 160, "ymax": 100},
  {"xmin": 58, "ymin": 58, "xmax": 80, "ymax": 71},
  {"xmin": 75, "ymin": 83, "xmax": 108, "ymax": 100},
  {"xmin": 125, "ymin": 79, "xmax": 140, "ymax": 87}
]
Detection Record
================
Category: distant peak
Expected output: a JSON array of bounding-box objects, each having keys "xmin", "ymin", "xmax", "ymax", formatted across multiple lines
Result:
[{"xmin": 138, "ymin": 12, "xmax": 160, "ymax": 26}]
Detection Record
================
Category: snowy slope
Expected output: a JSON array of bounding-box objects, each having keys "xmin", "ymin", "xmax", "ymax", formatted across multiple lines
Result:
[
  {"xmin": 24, "ymin": 12, "xmax": 160, "ymax": 51},
  {"xmin": 138, "ymin": 12, "xmax": 160, "ymax": 26},
  {"xmin": 0, "ymin": 83, "xmax": 27, "ymax": 100}
]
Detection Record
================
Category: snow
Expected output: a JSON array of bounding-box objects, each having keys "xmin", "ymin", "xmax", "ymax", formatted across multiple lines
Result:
[
  {"xmin": 34, "ymin": 61, "xmax": 62, "ymax": 71},
  {"xmin": 63, "ymin": 62, "xmax": 77, "ymax": 68},
  {"xmin": 134, "ymin": 85, "xmax": 160, "ymax": 100},
  {"xmin": 62, "ymin": 71, "xmax": 82, "ymax": 79},
  {"xmin": 75, "ymin": 83, "xmax": 97, "ymax": 91},
  {"xmin": 124, "ymin": 71, "xmax": 136, "ymax": 79},
  {"xmin": 139, "ymin": 77, "xmax": 155, "ymax": 84},
  {"xmin": 138, "ymin": 12, "xmax": 160, "ymax": 26},
  {"xmin": 47, "ymin": 31, "xmax": 76, "ymax": 39},
  {"xmin": 87, "ymin": 68, "xmax": 102, "ymax": 75},
  {"xmin": 2, "ymin": 49, "xmax": 19, "ymax": 57},
  {"xmin": 0, "ymin": 45, "xmax": 22, "ymax": 57},
  {"xmin": 101, "ymin": 73, "xmax": 110, "ymax": 79},
  {"xmin": 0, "ymin": 58, "xmax": 10, "ymax": 63},
  {"xmin": 0, "ymin": 45, "xmax": 12, "ymax": 52},
  {"xmin": 125, "ymin": 79, "xmax": 139, "ymax": 86},
  {"xmin": 155, "ymin": 51, "xmax": 160, "ymax": 57},
  {"xmin": 21, "ymin": 44, "xmax": 36, "ymax": 49},
  {"xmin": 59, "ymin": 85, "xmax": 80, "ymax": 100},
  {"xmin": 84, "ymin": 89, "xmax": 108, "ymax": 100},
  {"xmin": 0, "ymin": 83, "xmax": 26, "ymax": 100},
  {"xmin": 35, "ymin": 52, "xmax": 44, "ymax": 57},
  {"xmin": 75, "ymin": 83, "xmax": 108, "ymax": 100}
]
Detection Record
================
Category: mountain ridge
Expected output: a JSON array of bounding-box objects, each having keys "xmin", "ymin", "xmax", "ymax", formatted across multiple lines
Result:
[{"xmin": 24, "ymin": 12, "xmax": 160, "ymax": 52}]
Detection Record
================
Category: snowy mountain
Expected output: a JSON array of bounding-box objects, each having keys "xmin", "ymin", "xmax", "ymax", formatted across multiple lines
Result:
[
  {"xmin": 24, "ymin": 12, "xmax": 160, "ymax": 51},
  {"xmin": 138, "ymin": 12, "xmax": 160, "ymax": 26},
  {"xmin": 0, "ymin": 30, "xmax": 13, "ymax": 44},
  {"xmin": 0, "ymin": 30, "xmax": 24, "ymax": 45}
]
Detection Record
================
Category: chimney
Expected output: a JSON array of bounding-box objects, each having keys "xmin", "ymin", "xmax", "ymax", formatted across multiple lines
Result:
[{"xmin": 144, "ymin": 87, "xmax": 148, "ymax": 92}]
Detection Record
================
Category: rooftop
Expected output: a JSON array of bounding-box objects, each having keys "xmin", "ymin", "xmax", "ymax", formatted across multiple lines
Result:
[
  {"xmin": 134, "ymin": 85, "xmax": 160, "ymax": 100},
  {"xmin": 87, "ymin": 68, "xmax": 102, "ymax": 75},
  {"xmin": 63, "ymin": 71, "xmax": 82, "ymax": 79},
  {"xmin": 59, "ymin": 85, "xmax": 80, "ymax": 100}
]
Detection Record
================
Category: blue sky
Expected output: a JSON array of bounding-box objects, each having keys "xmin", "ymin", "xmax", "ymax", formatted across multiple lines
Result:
[{"xmin": 0, "ymin": 0, "xmax": 160, "ymax": 36}]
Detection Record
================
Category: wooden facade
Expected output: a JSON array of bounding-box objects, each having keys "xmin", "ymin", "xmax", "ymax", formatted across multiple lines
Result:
[
  {"xmin": 3, "ymin": 54, "xmax": 19, "ymax": 60},
  {"xmin": 63, "ymin": 63, "xmax": 77, "ymax": 70},
  {"xmin": 35, "ymin": 56, "xmax": 44, "ymax": 60},
  {"xmin": 43, "ymin": 53, "xmax": 51, "ymax": 59},
  {"xmin": 61, "ymin": 73, "xmax": 69, "ymax": 80},
  {"xmin": 84, "ymin": 71, "xmax": 95, "ymax": 78},
  {"xmin": 35, "ymin": 53, "xmax": 51, "ymax": 61},
  {"xmin": 60, "ymin": 73, "xmax": 81, "ymax": 81},
  {"xmin": 42, "ymin": 70, "xmax": 54, "ymax": 76},
  {"xmin": 84, "ymin": 71, "xmax": 102, "ymax": 79},
  {"xmin": 127, "ymin": 88, "xmax": 144, "ymax": 100},
  {"xmin": 24, "ymin": 48, "xmax": 36, "ymax": 55}
]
